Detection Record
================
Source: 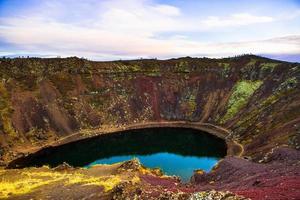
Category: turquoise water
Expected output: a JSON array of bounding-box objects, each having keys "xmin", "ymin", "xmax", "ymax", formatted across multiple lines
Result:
[
  {"xmin": 85, "ymin": 153, "xmax": 219, "ymax": 182},
  {"xmin": 14, "ymin": 127, "xmax": 226, "ymax": 181}
]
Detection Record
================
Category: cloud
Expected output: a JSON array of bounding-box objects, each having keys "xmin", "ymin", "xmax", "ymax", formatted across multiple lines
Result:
[
  {"xmin": 0, "ymin": 0, "xmax": 299, "ymax": 60},
  {"xmin": 165, "ymin": 35, "xmax": 300, "ymax": 58},
  {"xmin": 152, "ymin": 4, "xmax": 181, "ymax": 16},
  {"xmin": 200, "ymin": 13, "xmax": 274, "ymax": 29}
]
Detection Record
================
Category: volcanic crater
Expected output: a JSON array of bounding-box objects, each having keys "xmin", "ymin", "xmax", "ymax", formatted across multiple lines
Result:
[{"xmin": 0, "ymin": 55, "xmax": 299, "ymax": 199}]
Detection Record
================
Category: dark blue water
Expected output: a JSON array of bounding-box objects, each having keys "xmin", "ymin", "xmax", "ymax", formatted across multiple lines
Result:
[{"xmin": 11, "ymin": 128, "xmax": 226, "ymax": 181}]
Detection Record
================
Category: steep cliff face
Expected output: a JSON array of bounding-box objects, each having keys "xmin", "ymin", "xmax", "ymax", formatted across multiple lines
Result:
[{"xmin": 0, "ymin": 55, "xmax": 299, "ymax": 162}]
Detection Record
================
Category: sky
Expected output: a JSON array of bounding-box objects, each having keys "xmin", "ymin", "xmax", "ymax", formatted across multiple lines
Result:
[{"xmin": 0, "ymin": 0, "xmax": 300, "ymax": 62}]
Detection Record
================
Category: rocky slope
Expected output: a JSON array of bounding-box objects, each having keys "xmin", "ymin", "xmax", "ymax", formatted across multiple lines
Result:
[
  {"xmin": 1, "ymin": 151, "xmax": 299, "ymax": 200},
  {"xmin": 0, "ymin": 55, "xmax": 299, "ymax": 199}
]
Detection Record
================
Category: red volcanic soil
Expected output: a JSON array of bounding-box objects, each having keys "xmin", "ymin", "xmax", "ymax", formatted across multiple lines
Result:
[
  {"xmin": 133, "ymin": 76, "xmax": 161, "ymax": 120},
  {"xmin": 191, "ymin": 147, "xmax": 300, "ymax": 200}
]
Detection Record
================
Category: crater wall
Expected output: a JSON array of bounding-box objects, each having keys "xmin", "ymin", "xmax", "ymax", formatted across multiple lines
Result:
[{"xmin": 0, "ymin": 55, "xmax": 299, "ymax": 163}]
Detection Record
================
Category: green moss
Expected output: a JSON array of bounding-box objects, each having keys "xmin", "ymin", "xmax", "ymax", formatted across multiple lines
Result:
[
  {"xmin": 218, "ymin": 63, "xmax": 231, "ymax": 77},
  {"xmin": 111, "ymin": 63, "xmax": 143, "ymax": 73},
  {"xmin": 0, "ymin": 82, "xmax": 16, "ymax": 136},
  {"xmin": 180, "ymin": 90, "xmax": 197, "ymax": 117},
  {"xmin": 246, "ymin": 58, "xmax": 257, "ymax": 66},
  {"xmin": 175, "ymin": 61, "xmax": 190, "ymax": 72},
  {"xmin": 115, "ymin": 64, "xmax": 128, "ymax": 72},
  {"xmin": 233, "ymin": 77, "xmax": 298, "ymax": 134},
  {"xmin": 221, "ymin": 80, "xmax": 263, "ymax": 123},
  {"xmin": 218, "ymin": 63, "xmax": 230, "ymax": 69},
  {"xmin": 278, "ymin": 77, "xmax": 298, "ymax": 91},
  {"xmin": 261, "ymin": 63, "xmax": 278, "ymax": 72},
  {"xmin": 130, "ymin": 64, "xmax": 141, "ymax": 72},
  {"xmin": 145, "ymin": 70, "xmax": 161, "ymax": 77},
  {"xmin": 187, "ymin": 93, "xmax": 197, "ymax": 115}
]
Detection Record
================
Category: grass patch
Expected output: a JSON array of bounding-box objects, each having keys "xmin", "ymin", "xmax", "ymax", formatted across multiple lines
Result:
[
  {"xmin": 67, "ymin": 173, "xmax": 121, "ymax": 191},
  {"xmin": 221, "ymin": 80, "xmax": 263, "ymax": 123},
  {"xmin": 0, "ymin": 169, "xmax": 123, "ymax": 198},
  {"xmin": 0, "ymin": 177, "xmax": 55, "ymax": 198}
]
